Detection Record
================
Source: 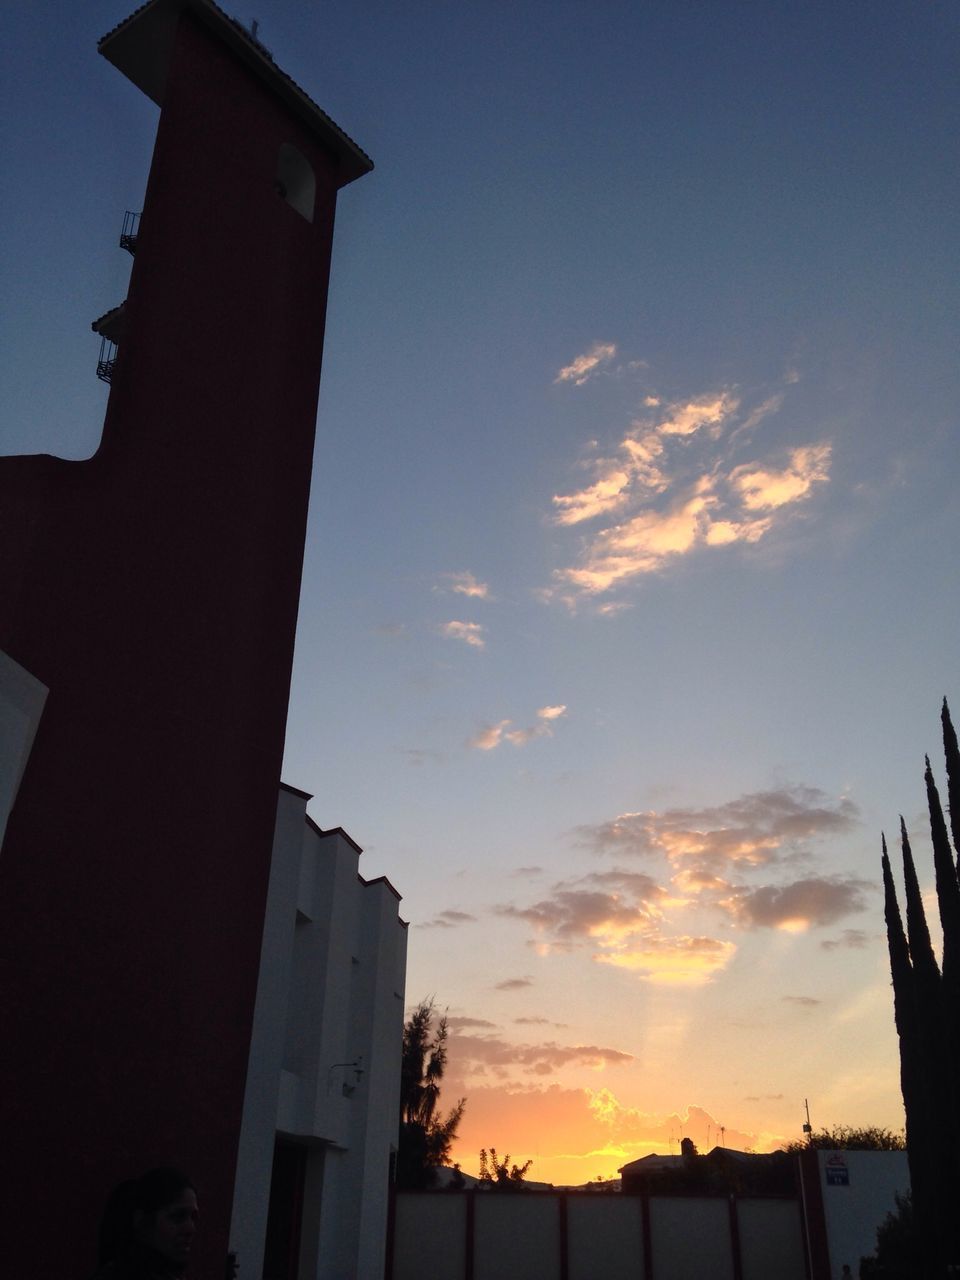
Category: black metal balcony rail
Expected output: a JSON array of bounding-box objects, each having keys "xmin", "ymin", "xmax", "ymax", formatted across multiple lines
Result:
[
  {"xmin": 96, "ymin": 335, "xmax": 118, "ymax": 384},
  {"xmin": 120, "ymin": 210, "xmax": 141, "ymax": 255}
]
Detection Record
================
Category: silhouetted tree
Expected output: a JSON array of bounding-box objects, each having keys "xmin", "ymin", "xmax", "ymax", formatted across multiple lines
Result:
[
  {"xmin": 396, "ymin": 999, "xmax": 466, "ymax": 1188},
  {"xmin": 881, "ymin": 700, "xmax": 960, "ymax": 1277},
  {"xmin": 783, "ymin": 1125, "xmax": 905, "ymax": 1153},
  {"xmin": 478, "ymin": 1147, "xmax": 533, "ymax": 1190},
  {"xmin": 860, "ymin": 1192, "xmax": 917, "ymax": 1279}
]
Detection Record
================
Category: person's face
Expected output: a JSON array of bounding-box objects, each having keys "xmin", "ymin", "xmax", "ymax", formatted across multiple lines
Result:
[{"xmin": 136, "ymin": 1188, "xmax": 199, "ymax": 1267}]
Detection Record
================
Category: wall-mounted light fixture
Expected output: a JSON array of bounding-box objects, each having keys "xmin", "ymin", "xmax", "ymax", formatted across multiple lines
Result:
[{"xmin": 327, "ymin": 1057, "xmax": 364, "ymax": 1096}]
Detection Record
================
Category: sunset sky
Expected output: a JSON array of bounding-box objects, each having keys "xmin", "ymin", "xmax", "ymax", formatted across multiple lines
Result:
[{"xmin": 3, "ymin": 1, "xmax": 959, "ymax": 1185}]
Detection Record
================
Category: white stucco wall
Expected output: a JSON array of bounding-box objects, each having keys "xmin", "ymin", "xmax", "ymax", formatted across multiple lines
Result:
[
  {"xmin": 230, "ymin": 785, "xmax": 407, "ymax": 1280},
  {"xmin": 817, "ymin": 1149, "xmax": 910, "ymax": 1277},
  {"xmin": 0, "ymin": 648, "xmax": 48, "ymax": 852}
]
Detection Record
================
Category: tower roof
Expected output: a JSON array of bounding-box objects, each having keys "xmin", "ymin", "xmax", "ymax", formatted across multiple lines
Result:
[{"xmin": 99, "ymin": 0, "xmax": 373, "ymax": 185}]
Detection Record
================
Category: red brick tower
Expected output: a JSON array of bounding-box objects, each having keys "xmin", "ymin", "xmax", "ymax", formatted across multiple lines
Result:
[{"xmin": 0, "ymin": 3, "xmax": 371, "ymax": 1273}]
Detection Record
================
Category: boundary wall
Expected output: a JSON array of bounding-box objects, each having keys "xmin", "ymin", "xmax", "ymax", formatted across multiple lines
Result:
[{"xmin": 388, "ymin": 1190, "xmax": 808, "ymax": 1280}]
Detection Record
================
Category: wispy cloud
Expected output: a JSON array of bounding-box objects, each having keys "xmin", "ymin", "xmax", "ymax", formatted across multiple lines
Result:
[
  {"xmin": 546, "ymin": 379, "xmax": 832, "ymax": 603},
  {"xmin": 469, "ymin": 705, "xmax": 568, "ymax": 750},
  {"xmin": 821, "ymin": 928, "xmax": 870, "ymax": 952},
  {"xmin": 576, "ymin": 786, "xmax": 858, "ymax": 870},
  {"xmin": 420, "ymin": 909, "xmax": 479, "ymax": 929},
  {"xmin": 728, "ymin": 393, "xmax": 784, "ymax": 445},
  {"xmin": 782, "ymin": 995, "xmax": 821, "ymax": 1008},
  {"xmin": 730, "ymin": 444, "xmax": 832, "ymax": 512},
  {"xmin": 400, "ymin": 747, "xmax": 443, "ymax": 767},
  {"xmin": 449, "ymin": 1029, "xmax": 633, "ymax": 1077},
  {"xmin": 470, "ymin": 720, "xmax": 512, "ymax": 751},
  {"xmin": 555, "ymin": 342, "xmax": 618, "ymax": 387},
  {"xmin": 440, "ymin": 571, "xmax": 491, "ymax": 599},
  {"xmin": 496, "ymin": 977, "xmax": 534, "ymax": 991},
  {"xmin": 441, "ymin": 620, "xmax": 486, "ymax": 648}
]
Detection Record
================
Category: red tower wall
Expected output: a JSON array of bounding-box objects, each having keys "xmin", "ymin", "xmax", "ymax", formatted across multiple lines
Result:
[{"xmin": 0, "ymin": 10, "xmax": 365, "ymax": 1274}]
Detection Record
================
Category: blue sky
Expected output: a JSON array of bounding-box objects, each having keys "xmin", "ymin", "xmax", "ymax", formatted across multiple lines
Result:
[{"xmin": 3, "ymin": 0, "xmax": 959, "ymax": 1181}]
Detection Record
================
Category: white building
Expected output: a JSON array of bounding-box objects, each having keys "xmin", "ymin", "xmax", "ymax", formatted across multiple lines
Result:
[{"xmin": 231, "ymin": 782, "xmax": 408, "ymax": 1280}]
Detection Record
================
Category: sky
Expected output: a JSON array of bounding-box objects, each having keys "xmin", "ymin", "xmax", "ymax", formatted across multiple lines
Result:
[{"xmin": 2, "ymin": 0, "xmax": 959, "ymax": 1186}]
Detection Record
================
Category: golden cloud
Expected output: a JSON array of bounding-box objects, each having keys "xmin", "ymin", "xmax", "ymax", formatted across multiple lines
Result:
[
  {"xmin": 546, "ymin": 381, "xmax": 832, "ymax": 601},
  {"xmin": 595, "ymin": 935, "xmax": 736, "ymax": 985},
  {"xmin": 555, "ymin": 342, "xmax": 618, "ymax": 386},
  {"xmin": 729, "ymin": 443, "xmax": 832, "ymax": 511},
  {"xmin": 657, "ymin": 392, "xmax": 739, "ymax": 437}
]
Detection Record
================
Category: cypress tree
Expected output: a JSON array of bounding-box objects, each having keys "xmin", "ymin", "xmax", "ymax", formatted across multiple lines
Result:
[
  {"xmin": 882, "ymin": 709, "xmax": 960, "ymax": 1277},
  {"xmin": 941, "ymin": 700, "xmax": 960, "ymax": 869}
]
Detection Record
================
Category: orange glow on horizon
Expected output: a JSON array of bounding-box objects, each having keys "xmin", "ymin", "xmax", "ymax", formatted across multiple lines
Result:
[{"xmin": 447, "ymin": 1084, "xmax": 790, "ymax": 1187}]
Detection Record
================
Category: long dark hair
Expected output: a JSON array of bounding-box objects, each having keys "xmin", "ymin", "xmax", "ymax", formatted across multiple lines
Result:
[{"xmin": 97, "ymin": 1168, "xmax": 196, "ymax": 1265}]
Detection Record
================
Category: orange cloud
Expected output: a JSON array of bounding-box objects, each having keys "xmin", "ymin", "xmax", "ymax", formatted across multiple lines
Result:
[
  {"xmin": 446, "ymin": 1083, "xmax": 785, "ymax": 1185},
  {"xmin": 657, "ymin": 392, "xmax": 738, "ymax": 437},
  {"xmin": 546, "ymin": 378, "xmax": 832, "ymax": 603},
  {"xmin": 442, "ymin": 571, "xmax": 491, "ymax": 598},
  {"xmin": 552, "ymin": 465, "xmax": 633, "ymax": 525},
  {"xmin": 555, "ymin": 342, "xmax": 617, "ymax": 386},
  {"xmin": 730, "ymin": 443, "xmax": 832, "ymax": 511},
  {"xmin": 595, "ymin": 935, "xmax": 736, "ymax": 985},
  {"xmin": 471, "ymin": 705, "xmax": 567, "ymax": 750}
]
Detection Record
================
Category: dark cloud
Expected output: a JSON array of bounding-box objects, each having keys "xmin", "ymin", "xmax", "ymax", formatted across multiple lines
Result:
[
  {"xmin": 420, "ymin": 909, "xmax": 478, "ymax": 929},
  {"xmin": 449, "ymin": 1030, "xmax": 633, "ymax": 1077},
  {"xmin": 446, "ymin": 1016, "xmax": 497, "ymax": 1031},
  {"xmin": 821, "ymin": 928, "xmax": 870, "ymax": 952},
  {"xmin": 724, "ymin": 875, "xmax": 870, "ymax": 929},
  {"xmin": 495, "ymin": 977, "xmax": 534, "ymax": 991},
  {"xmin": 782, "ymin": 995, "xmax": 821, "ymax": 1008},
  {"xmin": 495, "ymin": 870, "xmax": 665, "ymax": 947},
  {"xmin": 575, "ymin": 786, "xmax": 859, "ymax": 871},
  {"xmin": 512, "ymin": 865, "xmax": 544, "ymax": 877},
  {"xmin": 495, "ymin": 870, "xmax": 733, "ymax": 980},
  {"xmin": 514, "ymin": 1016, "xmax": 568, "ymax": 1028}
]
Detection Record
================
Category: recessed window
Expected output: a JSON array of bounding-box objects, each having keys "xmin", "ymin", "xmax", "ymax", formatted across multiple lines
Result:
[{"xmin": 275, "ymin": 143, "xmax": 315, "ymax": 223}]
